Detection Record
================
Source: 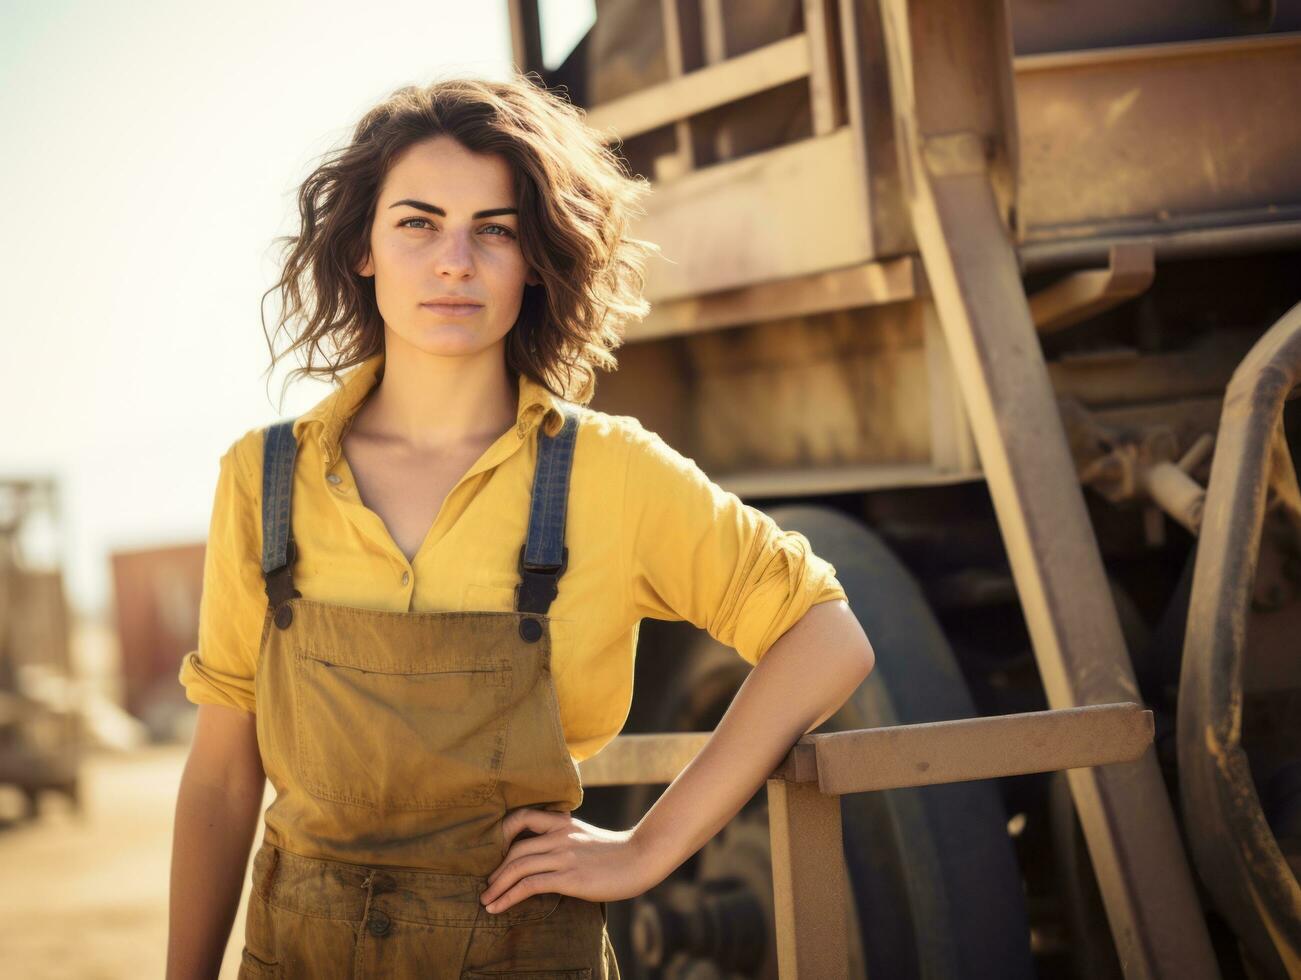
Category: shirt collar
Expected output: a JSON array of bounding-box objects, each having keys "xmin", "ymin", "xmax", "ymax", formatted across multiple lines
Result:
[{"xmin": 291, "ymin": 351, "xmax": 565, "ymax": 469}]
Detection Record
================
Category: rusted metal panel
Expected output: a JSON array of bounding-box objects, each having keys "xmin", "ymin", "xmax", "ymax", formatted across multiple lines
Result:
[
  {"xmin": 1178, "ymin": 300, "xmax": 1301, "ymax": 979},
  {"xmin": 1015, "ymin": 34, "xmax": 1301, "ymax": 242}
]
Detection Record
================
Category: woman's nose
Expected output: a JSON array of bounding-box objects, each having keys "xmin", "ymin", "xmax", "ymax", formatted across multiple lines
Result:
[{"xmin": 433, "ymin": 229, "xmax": 474, "ymax": 277}]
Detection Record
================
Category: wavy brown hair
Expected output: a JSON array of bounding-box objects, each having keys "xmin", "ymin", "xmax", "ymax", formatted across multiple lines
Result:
[{"xmin": 260, "ymin": 73, "xmax": 658, "ymax": 408}]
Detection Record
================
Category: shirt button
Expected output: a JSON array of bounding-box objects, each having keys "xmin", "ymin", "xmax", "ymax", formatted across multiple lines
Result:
[
  {"xmin": 401, "ymin": 571, "xmax": 410, "ymax": 586},
  {"xmin": 326, "ymin": 473, "xmax": 342, "ymax": 484}
]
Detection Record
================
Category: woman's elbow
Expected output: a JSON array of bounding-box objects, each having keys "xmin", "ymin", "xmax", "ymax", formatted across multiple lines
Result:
[
  {"xmin": 857, "ymin": 634, "xmax": 876, "ymax": 681},
  {"xmin": 824, "ymin": 599, "xmax": 875, "ymax": 679}
]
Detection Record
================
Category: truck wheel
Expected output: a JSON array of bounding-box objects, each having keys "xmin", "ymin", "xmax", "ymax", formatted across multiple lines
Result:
[{"xmin": 605, "ymin": 505, "xmax": 1034, "ymax": 979}]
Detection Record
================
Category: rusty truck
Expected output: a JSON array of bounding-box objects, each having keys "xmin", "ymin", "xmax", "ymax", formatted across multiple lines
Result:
[{"xmin": 505, "ymin": 1, "xmax": 1301, "ymax": 977}]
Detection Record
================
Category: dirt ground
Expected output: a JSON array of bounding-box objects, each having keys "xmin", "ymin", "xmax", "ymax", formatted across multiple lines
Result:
[{"xmin": 0, "ymin": 742, "xmax": 267, "ymax": 979}]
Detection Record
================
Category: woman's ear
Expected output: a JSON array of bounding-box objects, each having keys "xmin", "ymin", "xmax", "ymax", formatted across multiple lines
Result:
[
  {"xmin": 356, "ymin": 251, "xmax": 374, "ymax": 277},
  {"xmin": 524, "ymin": 268, "xmax": 542, "ymax": 287}
]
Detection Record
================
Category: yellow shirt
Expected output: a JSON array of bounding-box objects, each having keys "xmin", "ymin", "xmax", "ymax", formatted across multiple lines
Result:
[{"xmin": 178, "ymin": 352, "xmax": 848, "ymax": 761}]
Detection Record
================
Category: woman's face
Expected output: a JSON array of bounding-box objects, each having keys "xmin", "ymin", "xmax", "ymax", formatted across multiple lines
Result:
[{"xmin": 356, "ymin": 134, "xmax": 540, "ymax": 358}]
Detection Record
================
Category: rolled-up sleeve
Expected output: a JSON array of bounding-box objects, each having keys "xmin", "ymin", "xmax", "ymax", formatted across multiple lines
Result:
[
  {"xmin": 177, "ymin": 434, "xmax": 265, "ymax": 713},
  {"xmin": 622, "ymin": 421, "xmax": 848, "ymax": 665}
]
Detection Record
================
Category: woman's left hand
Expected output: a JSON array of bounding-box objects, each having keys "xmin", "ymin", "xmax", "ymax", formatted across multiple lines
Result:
[{"xmin": 480, "ymin": 807, "xmax": 663, "ymax": 914}]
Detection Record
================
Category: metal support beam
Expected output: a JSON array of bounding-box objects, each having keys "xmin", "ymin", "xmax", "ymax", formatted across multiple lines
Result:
[{"xmin": 877, "ymin": 0, "xmax": 1219, "ymax": 975}]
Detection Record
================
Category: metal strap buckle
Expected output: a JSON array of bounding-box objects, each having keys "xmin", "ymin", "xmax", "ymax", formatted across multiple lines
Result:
[
  {"xmin": 264, "ymin": 537, "xmax": 302, "ymax": 610},
  {"xmin": 516, "ymin": 544, "xmax": 569, "ymax": 614}
]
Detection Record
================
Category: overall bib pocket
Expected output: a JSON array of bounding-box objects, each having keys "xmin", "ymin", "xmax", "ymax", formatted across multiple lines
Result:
[{"xmin": 293, "ymin": 648, "xmax": 513, "ymax": 810}]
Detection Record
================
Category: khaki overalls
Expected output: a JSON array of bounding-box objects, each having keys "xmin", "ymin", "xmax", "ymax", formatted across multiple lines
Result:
[{"xmin": 237, "ymin": 402, "xmax": 619, "ymax": 979}]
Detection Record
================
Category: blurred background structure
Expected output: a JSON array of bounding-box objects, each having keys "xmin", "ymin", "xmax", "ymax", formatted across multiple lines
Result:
[{"xmin": 3, "ymin": 0, "xmax": 1301, "ymax": 977}]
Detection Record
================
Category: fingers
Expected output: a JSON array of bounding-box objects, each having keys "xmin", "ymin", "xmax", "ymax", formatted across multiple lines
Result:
[
  {"xmin": 481, "ymin": 852, "xmax": 567, "ymax": 908},
  {"xmin": 487, "ymin": 832, "xmax": 554, "ymax": 885},
  {"xmin": 482, "ymin": 869, "xmax": 564, "ymax": 914},
  {"xmin": 500, "ymin": 807, "xmax": 570, "ymax": 845}
]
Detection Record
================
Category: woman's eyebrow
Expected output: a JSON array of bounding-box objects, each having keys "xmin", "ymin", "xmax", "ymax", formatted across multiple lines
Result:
[{"xmin": 389, "ymin": 198, "xmax": 517, "ymax": 219}]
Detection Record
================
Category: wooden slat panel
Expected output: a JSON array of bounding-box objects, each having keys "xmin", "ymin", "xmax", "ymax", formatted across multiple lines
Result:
[
  {"xmin": 636, "ymin": 127, "xmax": 871, "ymax": 302},
  {"xmin": 583, "ymin": 34, "xmax": 811, "ymax": 140},
  {"xmin": 802, "ymin": 0, "xmax": 846, "ymax": 135},
  {"xmin": 658, "ymin": 0, "xmax": 699, "ymax": 181},
  {"xmin": 627, "ymin": 256, "xmax": 918, "ymax": 340}
]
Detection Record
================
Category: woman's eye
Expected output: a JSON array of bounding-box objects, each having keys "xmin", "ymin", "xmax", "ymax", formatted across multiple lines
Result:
[{"xmin": 397, "ymin": 217, "xmax": 515, "ymax": 239}]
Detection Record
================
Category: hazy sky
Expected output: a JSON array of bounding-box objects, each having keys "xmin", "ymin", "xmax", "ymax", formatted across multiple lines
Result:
[{"xmin": 1, "ymin": 0, "xmax": 594, "ymax": 615}]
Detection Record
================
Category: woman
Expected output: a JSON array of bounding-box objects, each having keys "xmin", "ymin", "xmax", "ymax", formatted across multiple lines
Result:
[{"xmin": 167, "ymin": 75, "xmax": 874, "ymax": 979}]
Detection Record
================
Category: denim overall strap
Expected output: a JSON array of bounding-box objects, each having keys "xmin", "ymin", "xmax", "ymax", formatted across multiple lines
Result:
[
  {"xmin": 262, "ymin": 419, "xmax": 302, "ymax": 624},
  {"xmin": 516, "ymin": 403, "xmax": 581, "ymax": 616}
]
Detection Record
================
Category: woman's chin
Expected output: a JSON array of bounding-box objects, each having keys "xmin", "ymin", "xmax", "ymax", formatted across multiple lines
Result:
[{"xmin": 392, "ymin": 325, "xmax": 507, "ymax": 359}]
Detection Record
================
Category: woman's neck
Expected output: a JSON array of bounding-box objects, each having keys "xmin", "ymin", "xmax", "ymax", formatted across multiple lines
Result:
[{"xmin": 351, "ymin": 334, "xmax": 518, "ymax": 452}]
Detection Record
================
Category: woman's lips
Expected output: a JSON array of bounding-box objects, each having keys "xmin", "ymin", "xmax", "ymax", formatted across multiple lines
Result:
[{"xmin": 421, "ymin": 302, "xmax": 483, "ymax": 316}]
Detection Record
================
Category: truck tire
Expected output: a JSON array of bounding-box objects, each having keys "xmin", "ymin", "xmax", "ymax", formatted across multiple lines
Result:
[
  {"xmin": 769, "ymin": 505, "xmax": 1033, "ymax": 980},
  {"xmin": 599, "ymin": 505, "xmax": 1033, "ymax": 978}
]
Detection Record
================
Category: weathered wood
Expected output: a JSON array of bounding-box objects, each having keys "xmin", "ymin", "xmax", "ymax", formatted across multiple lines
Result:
[
  {"xmin": 636, "ymin": 128, "xmax": 871, "ymax": 302},
  {"xmin": 766, "ymin": 779, "xmax": 850, "ymax": 979},
  {"xmin": 922, "ymin": 297, "xmax": 979, "ymax": 474},
  {"xmin": 802, "ymin": 0, "xmax": 846, "ymax": 135},
  {"xmin": 809, "ymin": 702, "xmax": 1152, "ymax": 795},
  {"xmin": 577, "ymin": 703, "xmax": 1152, "ymax": 789},
  {"xmin": 627, "ymin": 256, "xmax": 918, "ymax": 340},
  {"xmin": 583, "ymin": 34, "xmax": 810, "ymax": 141},
  {"xmin": 657, "ymin": 0, "xmax": 700, "ymax": 182},
  {"xmin": 506, "ymin": 0, "xmax": 541, "ymax": 77}
]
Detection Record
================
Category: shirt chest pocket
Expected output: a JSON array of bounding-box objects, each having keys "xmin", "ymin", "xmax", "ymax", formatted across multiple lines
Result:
[{"xmin": 463, "ymin": 582, "xmax": 519, "ymax": 613}]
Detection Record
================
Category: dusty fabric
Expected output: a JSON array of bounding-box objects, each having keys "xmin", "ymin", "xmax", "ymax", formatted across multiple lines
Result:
[
  {"xmin": 237, "ymin": 598, "xmax": 620, "ymax": 977},
  {"xmin": 239, "ymin": 844, "xmax": 617, "ymax": 978}
]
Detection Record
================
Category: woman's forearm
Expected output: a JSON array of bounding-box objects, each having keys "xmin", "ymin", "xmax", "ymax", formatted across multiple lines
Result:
[
  {"xmin": 629, "ymin": 599, "xmax": 874, "ymax": 881},
  {"xmin": 167, "ymin": 736, "xmax": 266, "ymax": 979}
]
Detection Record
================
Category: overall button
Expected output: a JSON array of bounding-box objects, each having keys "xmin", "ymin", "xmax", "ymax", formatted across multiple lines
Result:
[
  {"xmin": 401, "ymin": 570, "xmax": 410, "ymax": 586},
  {"xmin": 274, "ymin": 604, "xmax": 293, "ymax": 629},
  {"xmin": 326, "ymin": 473, "xmax": 342, "ymax": 484},
  {"xmin": 367, "ymin": 909, "xmax": 391, "ymax": 937},
  {"xmin": 519, "ymin": 617, "xmax": 543, "ymax": 643}
]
